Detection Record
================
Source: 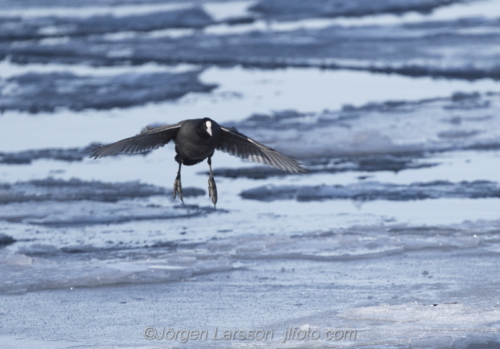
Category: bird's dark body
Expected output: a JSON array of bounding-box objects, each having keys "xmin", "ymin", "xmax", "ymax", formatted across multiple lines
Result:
[
  {"xmin": 91, "ymin": 117, "xmax": 305, "ymax": 205},
  {"xmin": 174, "ymin": 119, "xmax": 220, "ymax": 165}
]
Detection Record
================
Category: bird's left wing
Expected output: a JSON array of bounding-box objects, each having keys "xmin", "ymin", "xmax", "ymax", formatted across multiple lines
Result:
[
  {"xmin": 217, "ymin": 126, "xmax": 306, "ymax": 174},
  {"xmin": 90, "ymin": 123, "xmax": 182, "ymax": 159}
]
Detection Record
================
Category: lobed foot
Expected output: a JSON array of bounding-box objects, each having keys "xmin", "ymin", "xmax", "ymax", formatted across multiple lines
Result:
[
  {"xmin": 173, "ymin": 175, "xmax": 184, "ymax": 203},
  {"xmin": 208, "ymin": 176, "xmax": 217, "ymax": 206}
]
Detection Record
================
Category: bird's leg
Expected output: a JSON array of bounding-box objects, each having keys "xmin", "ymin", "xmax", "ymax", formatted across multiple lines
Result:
[
  {"xmin": 207, "ymin": 157, "xmax": 217, "ymax": 206},
  {"xmin": 173, "ymin": 161, "xmax": 184, "ymax": 203}
]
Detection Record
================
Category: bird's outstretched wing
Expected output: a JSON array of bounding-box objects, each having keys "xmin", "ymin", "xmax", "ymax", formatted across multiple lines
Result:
[
  {"xmin": 217, "ymin": 126, "xmax": 306, "ymax": 174},
  {"xmin": 90, "ymin": 123, "xmax": 182, "ymax": 159}
]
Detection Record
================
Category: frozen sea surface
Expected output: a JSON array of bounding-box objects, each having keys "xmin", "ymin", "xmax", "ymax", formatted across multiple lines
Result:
[
  {"xmin": 1, "ymin": 0, "xmax": 500, "ymax": 349},
  {"xmin": 0, "ymin": 69, "xmax": 215, "ymax": 112}
]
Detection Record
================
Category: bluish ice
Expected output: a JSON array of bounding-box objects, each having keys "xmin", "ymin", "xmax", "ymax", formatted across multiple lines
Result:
[{"xmin": 1, "ymin": 1, "xmax": 500, "ymax": 348}]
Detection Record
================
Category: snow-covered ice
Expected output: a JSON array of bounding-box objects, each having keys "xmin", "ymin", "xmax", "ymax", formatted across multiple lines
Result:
[{"xmin": 1, "ymin": 0, "xmax": 500, "ymax": 348}]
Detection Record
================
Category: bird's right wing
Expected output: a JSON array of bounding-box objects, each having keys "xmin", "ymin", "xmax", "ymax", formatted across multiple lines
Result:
[
  {"xmin": 217, "ymin": 126, "xmax": 306, "ymax": 174},
  {"xmin": 90, "ymin": 123, "xmax": 182, "ymax": 159}
]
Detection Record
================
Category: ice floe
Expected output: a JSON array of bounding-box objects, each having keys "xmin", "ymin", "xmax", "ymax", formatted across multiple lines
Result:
[{"xmin": 0, "ymin": 70, "xmax": 216, "ymax": 113}]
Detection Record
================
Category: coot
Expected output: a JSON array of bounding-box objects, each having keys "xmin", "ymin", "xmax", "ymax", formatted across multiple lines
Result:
[{"xmin": 91, "ymin": 118, "xmax": 305, "ymax": 205}]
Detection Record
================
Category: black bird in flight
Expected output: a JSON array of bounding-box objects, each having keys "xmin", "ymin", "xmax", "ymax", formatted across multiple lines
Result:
[{"xmin": 91, "ymin": 118, "xmax": 306, "ymax": 205}]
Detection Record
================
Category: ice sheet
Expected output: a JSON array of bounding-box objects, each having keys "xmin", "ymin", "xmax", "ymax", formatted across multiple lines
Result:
[{"xmin": 2, "ymin": 0, "xmax": 500, "ymax": 348}]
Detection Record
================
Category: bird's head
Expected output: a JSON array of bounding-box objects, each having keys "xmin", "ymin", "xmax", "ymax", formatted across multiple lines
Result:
[{"xmin": 198, "ymin": 118, "xmax": 213, "ymax": 139}]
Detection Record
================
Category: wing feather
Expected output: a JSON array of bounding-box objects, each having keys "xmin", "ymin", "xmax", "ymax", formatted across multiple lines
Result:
[
  {"xmin": 90, "ymin": 123, "xmax": 182, "ymax": 159},
  {"xmin": 217, "ymin": 126, "xmax": 306, "ymax": 174}
]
